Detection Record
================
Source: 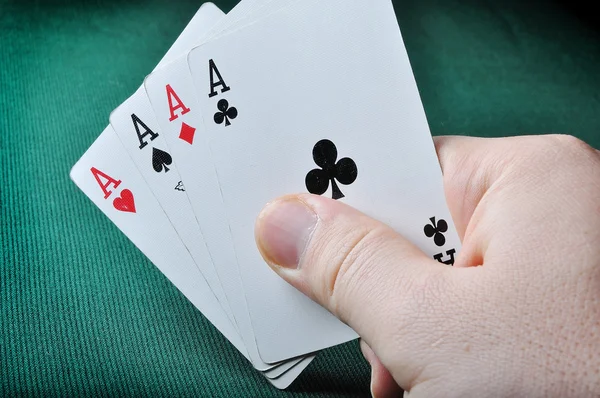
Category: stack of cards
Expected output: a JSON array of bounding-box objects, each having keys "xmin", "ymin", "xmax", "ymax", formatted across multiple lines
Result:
[{"xmin": 71, "ymin": 0, "xmax": 460, "ymax": 389}]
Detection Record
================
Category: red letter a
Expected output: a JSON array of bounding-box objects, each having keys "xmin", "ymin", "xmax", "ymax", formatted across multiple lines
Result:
[
  {"xmin": 167, "ymin": 84, "xmax": 191, "ymax": 122},
  {"xmin": 91, "ymin": 167, "xmax": 121, "ymax": 199}
]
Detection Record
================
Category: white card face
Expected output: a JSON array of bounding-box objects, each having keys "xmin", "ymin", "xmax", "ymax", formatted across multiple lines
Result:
[
  {"xmin": 143, "ymin": 0, "xmax": 305, "ymax": 369},
  {"xmin": 69, "ymin": 126, "xmax": 248, "ymax": 360},
  {"xmin": 69, "ymin": 127, "xmax": 309, "ymax": 389},
  {"xmin": 109, "ymin": 4, "xmax": 236, "ymax": 326},
  {"xmin": 158, "ymin": 3, "xmax": 225, "ymax": 72},
  {"xmin": 202, "ymin": 0, "xmax": 276, "ymax": 41},
  {"xmin": 187, "ymin": 0, "xmax": 461, "ymax": 362}
]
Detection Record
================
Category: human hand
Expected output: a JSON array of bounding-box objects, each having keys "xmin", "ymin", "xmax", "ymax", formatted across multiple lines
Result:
[{"xmin": 254, "ymin": 135, "xmax": 600, "ymax": 397}]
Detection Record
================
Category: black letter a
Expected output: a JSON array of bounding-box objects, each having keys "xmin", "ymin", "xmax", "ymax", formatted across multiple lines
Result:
[
  {"xmin": 208, "ymin": 59, "xmax": 231, "ymax": 98},
  {"xmin": 132, "ymin": 114, "xmax": 158, "ymax": 150}
]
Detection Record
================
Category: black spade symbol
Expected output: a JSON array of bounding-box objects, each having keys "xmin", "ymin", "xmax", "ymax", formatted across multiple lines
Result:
[{"xmin": 152, "ymin": 147, "xmax": 172, "ymax": 173}]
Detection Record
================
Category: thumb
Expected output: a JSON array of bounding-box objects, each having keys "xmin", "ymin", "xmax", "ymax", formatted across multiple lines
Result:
[{"xmin": 255, "ymin": 194, "xmax": 466, "ymax": 387}]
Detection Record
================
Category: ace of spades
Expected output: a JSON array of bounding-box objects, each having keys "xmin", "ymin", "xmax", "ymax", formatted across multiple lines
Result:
[{"xmin": 129, "ymin": 113, "xmax": 173, "ymax": 174}]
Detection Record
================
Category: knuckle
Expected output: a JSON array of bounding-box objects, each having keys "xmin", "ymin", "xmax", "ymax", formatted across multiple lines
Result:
[
  {"xmin": 550, "ymin": 133, "xmax": 588, "ymax": 150},
  {"xmin": 513, "ymin": 135, "xmax": 598, "ymax": 176},
  {"xmin": 544, "ymin": 134, "xmax": 595, "ymax": 159},
  {"xmin": 546, "ymin": 135, "xmax": 600, "ymax": 176}
]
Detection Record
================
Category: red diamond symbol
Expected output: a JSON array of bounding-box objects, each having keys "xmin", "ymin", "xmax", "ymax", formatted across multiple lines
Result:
[{"xmin": 179, "ymin": 122, "xmax": 196, "ymax": 145}]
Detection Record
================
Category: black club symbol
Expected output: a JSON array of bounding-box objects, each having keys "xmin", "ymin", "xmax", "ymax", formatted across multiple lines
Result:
[
  {"xmin": 305, "ymin": 139, "xmax": 358, "ymax": 200},
  {"xmin": 424, "ymin": 217, "xmax": 448, "ymax": 247},
  {"xmin": 213, "ymin": 99, "xmax": 238, "ymax": 126}
]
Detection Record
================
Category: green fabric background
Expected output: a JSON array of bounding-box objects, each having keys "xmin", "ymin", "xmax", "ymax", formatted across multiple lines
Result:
[{"xmin": 1, "ymin": 0, "xmax": 598, "ymax": 396}]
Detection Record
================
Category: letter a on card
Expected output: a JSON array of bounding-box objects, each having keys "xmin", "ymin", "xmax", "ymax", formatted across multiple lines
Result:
[
  {"xmin": 166, "ymin": 84, "xmax": 191, "ymax": 121},
  {"xmin": 91, "ymin": 167, "xmax": 121, "ymax": 199}
]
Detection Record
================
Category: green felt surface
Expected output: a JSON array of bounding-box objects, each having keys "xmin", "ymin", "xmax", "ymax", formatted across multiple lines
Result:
[{"xmin": 1, "ymin": 0, "xmax": 598, "ymax": 396}]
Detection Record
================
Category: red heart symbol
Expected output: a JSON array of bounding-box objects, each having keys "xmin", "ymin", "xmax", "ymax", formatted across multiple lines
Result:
[{"xmin": 113, "ymin": 189, "xmax": 136, "ymax": 213}]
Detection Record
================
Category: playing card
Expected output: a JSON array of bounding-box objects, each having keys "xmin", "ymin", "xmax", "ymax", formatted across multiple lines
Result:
[
  {"xmin": 111, "ymin": 0, "xmax": 311, "ymax": 375},
  {"xmin": 73, "ymin": 1, "xmax": 310, "ymax": 382},
  {"xmin": 69, "ymin": 126, "xmax": 311, "ymax": 389},
  {"xmin": 108, "ymin": 0, "xmax": 284, "ymax": 320},
  {"xmin": 109, "ymin": 0, "xmax": 299, "ymax": 335},
  {"xmin": 70, "ymin": 126, "xmax": 246, "ymax": 361},
  {"xmin": 187, "ymin": 0, "xmax": 461, "ymax": 362},
  {"xmin": 143, "ymin": 0, "xmax": 312, "ymax": 370},
  {"xmin": 109, "ymin": 3, "xmax": 236, "ymax": 327}
]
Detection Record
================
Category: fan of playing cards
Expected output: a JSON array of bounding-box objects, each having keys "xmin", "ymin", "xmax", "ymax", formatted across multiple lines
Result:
[{"xmin": 71, "ymin": 0, "xmax": 460, "ymax": 389}]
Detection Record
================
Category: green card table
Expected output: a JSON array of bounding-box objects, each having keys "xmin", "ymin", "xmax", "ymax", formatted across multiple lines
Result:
[{"xmin": 1, "ymin": 0, "xmax": 598, "ymax": 395}]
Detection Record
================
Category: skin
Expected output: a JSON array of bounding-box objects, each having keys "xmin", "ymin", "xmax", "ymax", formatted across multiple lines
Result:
[{"xmin": 254, "ymin": 135, "xmax": 600, "ymax": 397}]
